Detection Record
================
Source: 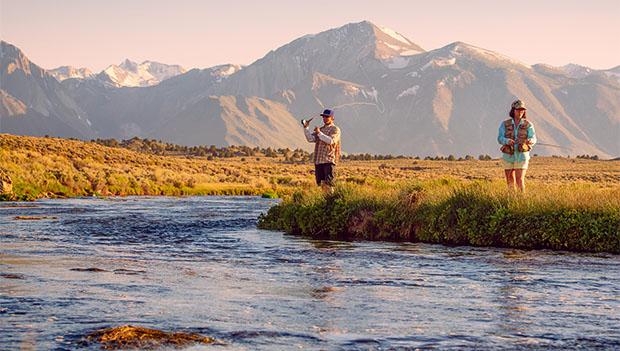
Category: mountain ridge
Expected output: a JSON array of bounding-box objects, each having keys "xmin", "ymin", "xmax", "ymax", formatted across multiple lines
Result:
[
  {"xmin": 1, "ymin": 21, "xmax": 619, "ymax": 157},
  {"xmin": 0, "ymin": 40, "xmax": 95, "ymax": 139}
]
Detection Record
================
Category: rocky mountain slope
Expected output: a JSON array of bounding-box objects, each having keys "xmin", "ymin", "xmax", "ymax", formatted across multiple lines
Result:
[{"xmin": 0, "ymin": 41, "xmax": 94, "ymax": 139}]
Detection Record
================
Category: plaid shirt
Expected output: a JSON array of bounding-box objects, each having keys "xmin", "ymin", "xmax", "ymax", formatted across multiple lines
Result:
[{"xmin": 305, "ymin": 124, "xmax": 341, "ymax": 165}]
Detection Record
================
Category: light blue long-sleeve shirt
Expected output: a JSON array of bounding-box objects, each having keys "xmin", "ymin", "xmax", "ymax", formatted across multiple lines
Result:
[{"xmin": 497, "ymin": 119, "xmax": 537, "ymax": 163}]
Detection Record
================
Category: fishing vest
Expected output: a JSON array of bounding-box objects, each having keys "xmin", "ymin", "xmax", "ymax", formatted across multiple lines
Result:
[{"xmin": 500, "ymin": 118, "xmax": 531, "ymax": 155}]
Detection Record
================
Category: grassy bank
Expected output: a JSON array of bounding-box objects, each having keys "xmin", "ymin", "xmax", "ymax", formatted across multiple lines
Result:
[
  {"xmin": 0, "ymin": 134, "xmax": 310, "ymax": 201},
  {"xmin": 258, "ymin": 180, "xmax": 620, "ymax": 253}
]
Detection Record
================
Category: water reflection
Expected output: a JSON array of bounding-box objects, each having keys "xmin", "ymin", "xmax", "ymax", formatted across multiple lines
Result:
[{"xmin": 495, "ymin": 271, "xmax": 531, "ymax": 336}]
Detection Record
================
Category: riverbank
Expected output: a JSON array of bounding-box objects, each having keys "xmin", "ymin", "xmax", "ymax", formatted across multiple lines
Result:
[{"xmin": 258, "ymin": 180, "xmax": 620, "ymax": 254}]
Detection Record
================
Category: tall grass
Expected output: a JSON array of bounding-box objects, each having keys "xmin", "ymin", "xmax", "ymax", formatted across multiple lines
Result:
[
  {"xmin": 0, "ymin": 134, "xmax": 305, "ymax": 200},
  {"xmin": 3, "ymin": 134, "xmax": 618, "ymax": 201},
  {"xmin": 258, "ymin": 180, "xmax": 620, "ymax": 253}
]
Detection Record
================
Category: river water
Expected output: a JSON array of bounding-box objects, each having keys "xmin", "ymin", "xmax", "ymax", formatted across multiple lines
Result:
[{"xmin": 1, "ymin": 197, "xmax": 618, "ymax": 350}]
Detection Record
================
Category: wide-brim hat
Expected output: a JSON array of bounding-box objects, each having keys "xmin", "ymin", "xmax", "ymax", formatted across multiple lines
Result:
[{"xmin": 511, "ymin": 100, "xmax": 526, "ymax": 110}]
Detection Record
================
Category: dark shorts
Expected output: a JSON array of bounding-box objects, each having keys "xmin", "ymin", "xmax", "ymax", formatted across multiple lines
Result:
[{"xmin": 315, "ymin": 163, "xmax": 335, "ymax": 186}]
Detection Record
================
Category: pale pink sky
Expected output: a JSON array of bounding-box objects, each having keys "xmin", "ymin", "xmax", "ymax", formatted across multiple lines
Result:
[{"xmin": 1, "ymin": 0, "xmax": 618, "ymax": 71}]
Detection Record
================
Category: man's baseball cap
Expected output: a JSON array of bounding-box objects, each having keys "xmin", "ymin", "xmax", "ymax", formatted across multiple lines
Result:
[
  {"xmin": 511, "ymin": 100, "xmax": 526, "ymax": 110},
  {"xmin": 320, "ymin": 109, "xmax": 334, "ymax": 117}
]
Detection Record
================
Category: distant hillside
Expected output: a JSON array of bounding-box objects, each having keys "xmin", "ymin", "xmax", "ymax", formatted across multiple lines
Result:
[{"xmin": 0, "ymin": 41, "xmax": 95, "ymax": 139}]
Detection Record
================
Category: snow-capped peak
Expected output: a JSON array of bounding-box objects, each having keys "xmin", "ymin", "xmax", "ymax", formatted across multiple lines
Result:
[
  {"xmin": 99, "ymin": 59, "xmax": 187, "ymax": 87},
  {"xmin": 209, "ymin": 64, "xmax": 243, "ymax": 82},
  {"xmin": 560, "ymin": 63, "xmax": 593, "ymax": 79},
  {"xmin": 215, "ymin": 64, "xmax": 242, "ymax": 77},
  {"xmin": 378, "ymin": 26, "xmax": 412, "ymax": 46},
  {"xmin": 48, "ymin": 66, "xmax": 94, "ymax": 81},
  {"xmin": 368, "ymin": 22, "xmax": 425, "ymax": 69},
  {"xmin": 119, "ymin": 59, "xmax": 139, "ymax": 72},
  {"xmin": 438, "ymin": 41, "xmax": 531, "ymax": 68}
]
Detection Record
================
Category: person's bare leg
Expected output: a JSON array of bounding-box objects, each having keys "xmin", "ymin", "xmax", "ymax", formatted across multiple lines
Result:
[
  {"xmin": 504, "ymin": 169, "xmax": 516, "ymax": 191},
  {"xmin": 515, "ymin": 169, "xmax": 527, "ymax": 192}
]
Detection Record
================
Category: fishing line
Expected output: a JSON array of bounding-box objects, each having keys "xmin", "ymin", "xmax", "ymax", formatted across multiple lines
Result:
[
  {"xmin": 356, "ymin": 57, "xmax": 386, "ymax": 114},
  {"xmin": 536, "ymin": 142, "xmax": 571, "ymax": 150}
]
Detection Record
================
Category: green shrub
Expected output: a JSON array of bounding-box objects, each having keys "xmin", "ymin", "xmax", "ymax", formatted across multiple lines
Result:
[
  {"xmin": 259, "ymin": 182, "xmax": 620, "ymax": 254},
  {"xmin": 261, "ymin": 190, "xmax": 279, "ymax": 199}
]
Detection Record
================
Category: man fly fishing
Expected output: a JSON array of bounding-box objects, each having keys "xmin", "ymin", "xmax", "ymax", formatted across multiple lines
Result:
[{"xmin": 302, "ymin": 109, "xmax": 341, "ymax": 191}]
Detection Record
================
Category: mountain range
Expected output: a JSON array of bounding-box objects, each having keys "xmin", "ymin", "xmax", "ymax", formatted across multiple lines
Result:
[
  {"xmin": 50, "ymin": 59, "xmax": 187, "ymax": 87},
  {"xmin": 1, "ymin": 21, "xmax": 619, "ymax": 157},
  {"xmin": 48, "ymin": 66, "xmax": 94, "ymax": 81}
]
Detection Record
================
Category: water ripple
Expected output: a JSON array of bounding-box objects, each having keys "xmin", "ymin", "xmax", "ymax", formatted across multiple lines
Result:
[{"xmin": 1, "ymin": 196, "xmax": 618, "ymax": 350}]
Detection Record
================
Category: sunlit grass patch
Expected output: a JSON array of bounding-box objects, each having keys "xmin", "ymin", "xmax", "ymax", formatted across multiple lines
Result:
[{"xmin": 259, "ymin": 180, "xmax": 620, "ymax": 253}]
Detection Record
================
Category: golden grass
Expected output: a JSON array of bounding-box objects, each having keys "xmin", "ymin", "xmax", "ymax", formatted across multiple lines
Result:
[{"xmin": 1, "ymin": 133, "xmax": 619, "ymax": 201}]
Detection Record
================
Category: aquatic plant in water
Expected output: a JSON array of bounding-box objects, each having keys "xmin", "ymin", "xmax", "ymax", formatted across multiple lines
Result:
[{"xmin": 85, "ymin": 325, "xmax": 215, "ymax": 349}]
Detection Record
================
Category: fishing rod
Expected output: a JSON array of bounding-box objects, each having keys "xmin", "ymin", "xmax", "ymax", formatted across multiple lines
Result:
[{"xmin": 536, "ymin": 143, "xmax": 571, "ymax": 150}]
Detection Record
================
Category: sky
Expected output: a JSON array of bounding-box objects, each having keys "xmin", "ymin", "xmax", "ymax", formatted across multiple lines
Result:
[{"xmin": 1, "ymin": 0, "xmax": 619, "ymax": 72}]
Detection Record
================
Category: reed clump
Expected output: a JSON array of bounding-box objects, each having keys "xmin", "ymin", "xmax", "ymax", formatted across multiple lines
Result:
[{"xmin": 258, "ymin": 180, "xmax": 620, "ymax": 253}]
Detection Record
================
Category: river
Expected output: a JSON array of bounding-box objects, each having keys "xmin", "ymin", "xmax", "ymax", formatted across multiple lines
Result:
[{"xmin": 1, "ymin": 197, "xmax": 619, "ymax": 350}]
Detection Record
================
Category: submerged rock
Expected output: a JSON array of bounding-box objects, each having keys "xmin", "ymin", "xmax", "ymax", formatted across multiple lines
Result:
[
  {"xmin": 13, "ymin": 215, "xmax": 57, "ymax": 220},
  {"xmin": 86, "ymin": 325, "xmax": 215, "ymax": 350},
  {"xmin": 1, "ymin": 273, "xmax": 25, "ymax": 279},
  {"xmin": 113, "ymin": 268, "xmax": 146, "ymax": 275},
  {"xmin": 70, "ymin": 267, "xmax": 108, "ymax": 272}
]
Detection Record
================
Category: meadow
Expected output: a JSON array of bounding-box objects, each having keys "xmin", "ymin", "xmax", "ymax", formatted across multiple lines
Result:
[{"xmin": 2, "ymin": 134, "xmax": 617, "ymax": 201}]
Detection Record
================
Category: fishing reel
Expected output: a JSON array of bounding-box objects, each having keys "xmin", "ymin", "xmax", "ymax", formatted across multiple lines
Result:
[{"xmin": 300, "ymin": 117, "xmax": 315, "ymax": 127}]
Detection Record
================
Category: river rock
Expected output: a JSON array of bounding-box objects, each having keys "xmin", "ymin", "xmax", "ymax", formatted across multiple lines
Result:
[{"xmin": 86, "ymin": 325, "xmax": 215, "ymax": 349}]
